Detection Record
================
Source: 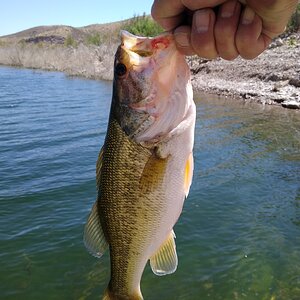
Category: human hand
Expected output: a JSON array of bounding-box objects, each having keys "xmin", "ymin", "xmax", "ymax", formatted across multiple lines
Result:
[{"xmin": 151, "ymin": 0, "xmax": 299, "ymax": 59}]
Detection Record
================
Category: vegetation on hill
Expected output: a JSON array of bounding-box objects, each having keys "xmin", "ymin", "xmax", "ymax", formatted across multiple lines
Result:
[
  {"xmin": 86, "ymin": 33, "xmax": 102, "ymax": 46},
  {"xmin": 64, "ymin": 35, "xmax": 78, "ymax": 47},
  {"xmin": 123, "ymin": 14, "xmax": 164, "ymax": 37}
]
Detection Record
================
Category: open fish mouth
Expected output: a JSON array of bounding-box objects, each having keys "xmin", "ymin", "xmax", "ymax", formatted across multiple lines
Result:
[
  {"xmin": 119, "ymin": 30, "xmax": 175, "ymax": 71},
  {"xmin": 120, "ymin": 30, "xmax": 172, "ymax": 55}
]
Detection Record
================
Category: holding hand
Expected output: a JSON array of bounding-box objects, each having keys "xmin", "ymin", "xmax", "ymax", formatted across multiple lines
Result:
[{"xmin": 151, "ymin": 0, "xmax": 299, "ymax": 59}]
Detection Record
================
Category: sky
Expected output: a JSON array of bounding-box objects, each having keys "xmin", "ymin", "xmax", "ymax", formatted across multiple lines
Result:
[{"xmin": 0, "ymin": 0, "xmax": 155, "ymax": 36}]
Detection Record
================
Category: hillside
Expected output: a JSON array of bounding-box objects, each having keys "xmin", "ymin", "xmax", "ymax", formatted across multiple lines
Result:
[
  {"xmin": 0, "ymin": 20, "xmax": 126, "ymax": 43},
  {"xmin": 0, "ymin": 19, "xmax": 299, "ymax": 109},
  {"xmin": 0, "ymin": 22, "xmax": 124, "ymax": 80}
]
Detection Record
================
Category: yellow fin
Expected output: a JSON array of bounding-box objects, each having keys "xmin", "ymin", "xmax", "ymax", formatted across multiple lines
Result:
[
  {"xmin": 96, "ymin": 147, "xmax": 104, "ymax": 189},
  {"xmin": 150, "ymin": 230, "xmax": 178, "ymax": 276},
  {"xmin": 184, "ymin": 153, "xmax": 194, "ymax": 197},
  {"xmin": 83, "ymin": 201, "xmax": 108, "ymax": 258}
]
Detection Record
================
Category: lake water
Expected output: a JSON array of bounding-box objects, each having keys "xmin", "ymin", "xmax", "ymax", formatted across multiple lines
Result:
[{"xmin": 0, "ymin": 66, "xmax": 299, "ymax": 300}]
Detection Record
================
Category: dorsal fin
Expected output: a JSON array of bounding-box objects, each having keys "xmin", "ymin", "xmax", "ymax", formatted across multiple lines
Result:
[
  {"xmin": 83, "ymin": 201, "xmax": 108, "ymax": 258},
  {"xmin": 150, "ymin": 230, "xmax": 178, "ymax": 276},
  {"xmin": 96, "ymin": 147, "xmax": 104, "ymax": 189}
]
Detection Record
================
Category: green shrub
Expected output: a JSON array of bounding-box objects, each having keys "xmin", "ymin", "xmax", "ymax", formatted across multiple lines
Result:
[
  {"xmin": 64, "ymin": 35, "xmax": 77, "ymax": 47},
  {"xmin": 37, "ymin": 41, "xmax": 44, "ymax": 48},
  {"xmin": 124, "ymin": 13, "xmax": 164, "ymax": 37},
  {"xmin": 18, "ymin": 39, "xmax": 26, "ymax": 49},
  {"xmin": 287, "ymin": 3, "xmax": 300, "ymax": 32},
  {"xmin": 86, "ymin": 33, "xmax": 102, "ymax": 46}
]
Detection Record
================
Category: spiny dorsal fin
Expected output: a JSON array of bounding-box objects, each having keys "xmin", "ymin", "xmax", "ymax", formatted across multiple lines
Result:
[
  {"xmin": 96, "ymin": 147, "xmax": 104, "ymax": 189},
  {"xmin": 83, "ymin": 201, "xmax": 108, "ymax": 258},
  {"xmin": 150, "ymin": 230, "xmax": 178, "ymax": 276}
]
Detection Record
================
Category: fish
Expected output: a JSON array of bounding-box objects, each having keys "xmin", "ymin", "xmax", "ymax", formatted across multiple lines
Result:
[{"xmin": 83, "ymin": 30, "xmax": 196, "ymax": 300}]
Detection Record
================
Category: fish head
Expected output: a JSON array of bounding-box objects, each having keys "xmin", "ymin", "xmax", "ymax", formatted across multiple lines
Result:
[{"xmin": 111, "ymin": 30, "xmax": 193, "ymax": 143}]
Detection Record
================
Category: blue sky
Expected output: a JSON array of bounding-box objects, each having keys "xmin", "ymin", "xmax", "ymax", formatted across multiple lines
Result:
[{"xmin": 0, "ymin": 0, "xmax": 154, "ymax": 36}]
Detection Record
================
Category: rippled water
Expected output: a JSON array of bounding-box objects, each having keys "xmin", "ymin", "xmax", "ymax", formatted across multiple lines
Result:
[{"xmin": 1, "ymin": 66, "xmax": 299, "ymax": 300}]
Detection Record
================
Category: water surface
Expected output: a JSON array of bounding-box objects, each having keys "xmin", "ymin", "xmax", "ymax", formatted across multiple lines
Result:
[{"xmin": 0, "ymin": 66, "xmax": 299, "ymax": 299}]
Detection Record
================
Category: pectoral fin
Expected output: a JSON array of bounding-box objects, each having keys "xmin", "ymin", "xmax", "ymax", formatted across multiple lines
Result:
[
  {"xmin": 83, "ymin": 201, "xmax": 108, "ymax": 258},
  {"xmin": 184, "ymin": 153, "xmax": 194, "ymax": 197},
  {"xmin": 150, "ymin": 230, "xmax": 178, "ymax": 276},
  {"xmin": 140, "ymin": 150, "xmax": 169, "ymax": 194}
]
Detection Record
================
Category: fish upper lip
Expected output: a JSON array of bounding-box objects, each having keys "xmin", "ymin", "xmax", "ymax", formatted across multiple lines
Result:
[{"xmin": 120, "ymin": 30, "xmax": 173, "ymax": 57}]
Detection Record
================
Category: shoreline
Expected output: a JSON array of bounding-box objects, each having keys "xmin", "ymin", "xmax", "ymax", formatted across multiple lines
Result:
[
  {"xmin": 0, "ymin": 34, "xmax": 299, "ymax": 109},
  {"xmin": 188, "ymin": 34, "xmax": 300, "ymax": 109}
]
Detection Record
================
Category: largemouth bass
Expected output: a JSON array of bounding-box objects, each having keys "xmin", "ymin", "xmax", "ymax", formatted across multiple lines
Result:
[{"xmin": 84, "ymin": 30, "xmax": 196, "ymax": 300}]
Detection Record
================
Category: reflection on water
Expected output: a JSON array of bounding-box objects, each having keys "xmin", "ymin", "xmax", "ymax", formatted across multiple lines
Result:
[{"xmin": 0, "ymin": 67, "xmax": 299, "ymax": 299}]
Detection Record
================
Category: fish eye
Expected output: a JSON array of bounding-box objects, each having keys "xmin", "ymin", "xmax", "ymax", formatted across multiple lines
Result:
[{"xmin": 115, "ymin": 63, "xmax": 127, "ymax": 77}]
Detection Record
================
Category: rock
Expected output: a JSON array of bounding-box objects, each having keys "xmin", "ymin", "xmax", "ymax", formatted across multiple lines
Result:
[
  {"xmin": 269, "ymin": 38, "xmax": 284, "ymax": 49},
  {"xmin": 276, "ymin": 38, "xmax": 284, "ymax": 46},
  {"xmin": 272, "ymin": 80, "xmax": 289, "ymax": 91},
  {"xmin": 289, "ymin": 78, "xmax": 300, "ymax": 87},
  {"xmin": 273, "ymin": 98, "xmax": 285, "ymax": 103},
  {"xmin": 281, "ymin": 100, "xmax": 300, "ymax": 109},
  {"xmin": 267, "ymin": 74, "xmax": 282, "ymax": 82},
  {"xmin": 24, "ymin": 35, "xmax": 65, "ymax": 45}
]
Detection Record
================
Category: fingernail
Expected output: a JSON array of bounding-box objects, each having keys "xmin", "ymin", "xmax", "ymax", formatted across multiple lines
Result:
[
  {"xmin": 242, "ymin": 6, "xmax": 255, "ymax": 25},
  {"xmin": 221, "ymin": 1, "xmax": 237, "ymax": 18},
  {"xmin": 195, "ymin": 9, "xmax": 210, "ymax": 33},
  {"xmin": 175, "ymin": 32, "xmax": 190, "ymax": 47}
]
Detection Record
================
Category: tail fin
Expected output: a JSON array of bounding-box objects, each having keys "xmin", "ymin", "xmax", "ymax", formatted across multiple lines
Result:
[{"xmin": 102, "ymin": 286, "xmax": 143, "ymax": 300}]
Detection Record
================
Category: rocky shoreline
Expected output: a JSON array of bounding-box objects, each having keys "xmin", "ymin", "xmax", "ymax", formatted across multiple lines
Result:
[
  {"xmin": 189, "ymin": 34, "xmax": 300, "ymax": 109},
  {"xmin": 0, "ymin": 29, "xmax": 299, "ymax": 109}
]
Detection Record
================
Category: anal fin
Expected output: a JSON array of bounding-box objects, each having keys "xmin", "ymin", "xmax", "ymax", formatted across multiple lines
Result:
[
  {"xmin": 150, "ymin": 230, "xmax": 178, "ymax": 276},
  {"xmin": 83, "ymin": 201, "xmax": 108, "ymax": 258}
]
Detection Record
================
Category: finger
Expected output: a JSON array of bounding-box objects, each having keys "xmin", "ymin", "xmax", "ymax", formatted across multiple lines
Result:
[
  {"xmin": 151, "ymin": 0, "xmax": 185, "ymax": 30},
  {"xmin": 236, "ymin": 6, "xmax": 271, "ymax": 59},
  {"xmin": 174, "ymin": 26, "xmax": 195, "ymax": 56},
  {"xmin": 190, "ymin": 9, "xmax": 218, "ymax": 59},
  {"xmin": 215, "ymin": 0, "xmax": 241, "ymax": 60},
  {"xmin": 182, "ymin": 0, "xmax": 227, "ymax": 10},
  {"xmin": 245, "ymin": 0, "xmax": 298, "ymax": 39}
]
